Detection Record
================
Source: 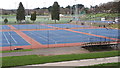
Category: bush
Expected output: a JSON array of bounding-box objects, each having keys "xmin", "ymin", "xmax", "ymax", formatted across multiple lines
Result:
[{"xmin": 4, "ymin": 18, "xmax": 8, "ymax": 24}]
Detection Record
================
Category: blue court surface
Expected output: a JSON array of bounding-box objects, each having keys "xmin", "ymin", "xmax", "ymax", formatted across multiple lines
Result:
[
  {"xmin": 13, "ymin": 24, "xmax": 52, "ymax": 29},
  {"xmin": 73, "ymin": 28, "xmax": 119, "ymax": 39},
  {"xmin": 0, "ymin": 25, "xmax": 1, "ymax": 30},
  {"xmin": 1, "ymin": 25, "xmax": 11, "ymax": 30},
  {"xmin": 0, "ymin": 31, "xmax": 30, "ymax": 47},
  {"xmin": 47, "ymin": 24, "xmax": 89, "ymax": 28},
  {"xmin": 23, "ymin": 30, "xmax": 114, "ymax": 45},
  {"xmin": 80, "ymin": 20, "xmax": 113, "ymax": 23}
]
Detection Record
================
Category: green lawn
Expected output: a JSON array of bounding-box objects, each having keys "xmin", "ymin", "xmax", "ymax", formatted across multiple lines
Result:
[
  {"xmin": 0, "ymin": 15, "xmax": 72, "ymax": 25},
  {"xmin": 2, "ymin": 50, "xmax": 119, "ymax": 68},
  {"xmin": 108, "ymin": 24, "xmax": 120, "ymax": 29},
  {"xmin": 0, "ymin": 49, "xmax": 33, "ymax": 53},
  {"xmin": 81, "ymin": 13, "xmax": 119, "ymax": 21},
  {"xmin": 95, "ymin": 62, "xmax": 119, "ymax": 66},
  {"xmin": 1, "ymin": 13, "xmax": 119, "ymax": 25},
  {"xmin": 86, "ymin": 13, "xmax": 119, "ymax": 18}
]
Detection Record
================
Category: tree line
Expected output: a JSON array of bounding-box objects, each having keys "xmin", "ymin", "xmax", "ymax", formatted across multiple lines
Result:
[
  {"xmin": 89, "ymin": 1, "xmax": 120, "ymax": 13},
  {"xmin": 4, "ymin": 1, "xmax": 60, "ymax": 24},
  {"xmin": 4, "ymin": 1, "xmax": 119, "ymax": 24},
  {"xmin": 17, "ymin": 1, "xmax": 60, "ymax": 23}
]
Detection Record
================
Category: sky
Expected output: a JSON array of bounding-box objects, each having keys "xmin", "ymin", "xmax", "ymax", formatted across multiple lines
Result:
[{"xmin": 0, "ymin": 0, "xmax": 115, "ymax": 9}]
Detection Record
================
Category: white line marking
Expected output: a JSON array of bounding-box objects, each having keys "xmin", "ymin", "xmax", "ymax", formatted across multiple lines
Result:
[
  {"xmin": 29, "ymin": 31, "xmax": 58, "ymax": 44},
  {"xmin": 28, "ymin": 32, "xmax": 48, "ymax": 41},
  {"xmin": 3, "ymin": 32, "xmax": 10, "ymax": 44},
  {"xmin": 8, "ymin": 32, "xmax": 17, "ymax": 44},
  {"xmin": 34, "ymin": 31, "xmax": 58, "ymax": 44}
]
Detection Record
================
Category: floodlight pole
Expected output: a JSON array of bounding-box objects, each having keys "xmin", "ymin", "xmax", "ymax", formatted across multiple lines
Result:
[
  {"xmin": 74, "ymin": 0, "xmax": 78, "ymax": 24},
  {"xmin": 75, "ymin": 0, "xmax": 77, "ymax": 19},
  {"xmin": 69, "ymin": 1, "xmax": 72, "ymax": 17},
  {"xmin": 25, "ymin": 2, "xmax": 29, "ymax": 24}
]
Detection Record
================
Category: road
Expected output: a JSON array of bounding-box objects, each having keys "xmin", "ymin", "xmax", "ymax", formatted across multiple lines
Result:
[{"xmin": 2, "ymin": 46, "xmax": 89, "ymax": 57}]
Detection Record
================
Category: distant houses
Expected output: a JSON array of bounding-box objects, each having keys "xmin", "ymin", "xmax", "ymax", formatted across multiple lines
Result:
[
  {"xmin": 0, "ymin": 7, "xmax": 85, "ymax": 16},
  {"xmin": 0, "ymin": 8, "xmax": 71, "ymax": 16},
  {"xmin": 0, "ymin": 8, "xmax": 49, "ymax": 15},
  {"xmin": 1, "ymin": 1, "xmax": 119, "ymax": 16},
  {"xmin": 0, "ymin": 9, "xmax": 16, "ymax": 15}
]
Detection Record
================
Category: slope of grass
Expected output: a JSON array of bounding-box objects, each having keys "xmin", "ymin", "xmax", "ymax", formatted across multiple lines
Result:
[
  {"xmin": 86, "ymin": 13, "xmax": 119, "ymax": 18},
  {"xmin": 108, "ymin": 24, "xmax": 120, "ymax": 29},
  {"xmin": 95, "ymin": 62, "xmax": 119, "ymax": 66},
  {"xmin": 81, "ymin": 13, "xmax": 119, "ymax": 21},
  {"xmin": 2, "ymin": 51, "xmax": 119, "ymax": 68}
]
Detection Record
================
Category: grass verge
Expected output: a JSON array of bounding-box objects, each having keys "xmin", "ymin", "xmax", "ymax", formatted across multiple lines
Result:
[
  {"xmin": 0, "ymin": 49, "xmax": 33, "ymax": 53},
  {"xmin": 108, "ymin": 24, "xmax": 120, "ymax": 29},
  {"xmin": 95, "ymin": 62, "xmax": 119, "ymax": 66},
  {"xmin": 2, "ymin": 50, "xmax": 119, "ymax": 68}
]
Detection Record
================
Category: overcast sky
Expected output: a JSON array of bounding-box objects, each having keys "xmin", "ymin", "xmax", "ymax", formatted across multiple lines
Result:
[{"xmin": 0, "ymin": 0, "xmax": 115, "ymax": 9}]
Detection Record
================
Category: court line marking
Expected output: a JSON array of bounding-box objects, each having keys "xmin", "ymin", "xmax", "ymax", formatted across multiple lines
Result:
[
  {"xmin": 2, "ymin": 25, "xmax": 10, "ymax": 30},
  {"xmin": 65, "ymin": 29, "xmax": 119, "ymax": 41},
  {"xmin": 29, "ymin": 31, "xmax": 57, "ymax": 44},
  {"xmin": 33, "ymin": 30, "xmax": 95, "ymax": 42},
  {"xmin": 3, "ymin": 32, "xmax": 10, "ymax": 44},
  {"xmin": 48, "ymin": 31, "xmax": 68, "ymax": 38},
  {"xmin": 75, "ymin": 29, "xmax": 118, "ymax": 38},
  {"xmin": 6, "ymin": 24, "xmax": 120, "ymax": 44},
  {"xmin": 30, "ymin": 31, "xmax": 58, "ymax": 44},
  {"xmin": 28, "ymin": 31, "xmax": 48, "ymax": 41},
  {"xmin": 43, "ymin": 24, "xmax": 119, "ymax": 41},
  {"xmin": 13, "ymin": 25, "xmax": 52, "ymax": 29},
  {"xmin": 8, "ymin": 25, "xmax": 44, "ymax": 47},
  {"xmin": 7, "ymin": 32, "xmax": 17, "ymax": 44},
  {"xmin": 84, "ymin": 29, "xmax": 118, "ymax": 38},
  {"xmin": 49, "ymin": 30, "xmax": 84, "ymax": 38},
  {"xmin": 2, "ymin": 26, "xmax": 6, "ymax": 30},
  {"xmin": 48, "ymin": 24, "xmax": 89, "ymax": 28}
]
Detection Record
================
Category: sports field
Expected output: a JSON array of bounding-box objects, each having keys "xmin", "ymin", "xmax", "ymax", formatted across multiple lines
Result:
[{"xmin": 0, "ymin": 23, "xmax": 119, "ymax": 50}]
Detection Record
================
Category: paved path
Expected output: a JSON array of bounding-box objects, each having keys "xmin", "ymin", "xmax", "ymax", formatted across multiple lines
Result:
[
  {"xmin": 11, "ymin": 56, "xmax": 119, "ymax": 68},
  {"xmin": 2, "ymin": 46, "xmax": 89, "ymax": 57}
]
